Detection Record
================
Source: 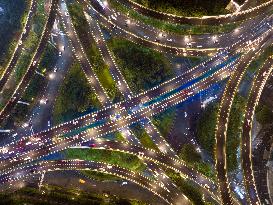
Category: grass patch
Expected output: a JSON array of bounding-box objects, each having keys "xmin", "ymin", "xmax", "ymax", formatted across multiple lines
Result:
[
  {"xmin": 0, "ymin": 0, "xmax": 28, "ymax": 72},
  {"xmin": 66, "ymin": 148, "xmax": 146, "ymax": 172},
  {"xmin": 166, "ymin": 169, "xmax": 207, "ymax": 205},
  {"xmin": 108, "ymin": 37, "xmax": 173, "ymax": 93},
  {"xmin": 130, "ymin": 124, "xmax": 159, "ymax": 150},
  {"xmin": 132, "ymin": 0, "xmax": 230, "ymax": 17},
  {"xmin": 152, "ymin": 107, "xmax": 176, "ymax": 138},
  {"xmin": 7, "ymin": 43, "xmax": 58, "ymax": 124},
  {"xmin": 53, "ymin": 62, "xmax": 101, "ymax": 124},
  {"xmin": 255, "ymin": 104, "xmax": 273, "ymax": 125},
  {"xmin": 109, "ymin": 0, "xmax": 239, "ymax": 35},
  {"xmin": 247, "ymin": 46, "xmax": 273, "ymax": 73},
  {"xmin": 197, "ymin": 95, "xmax": 246, "ymax": 172},
  {"xmin": 179, "ymin": 144, "xmax": 216, "ymax": 180},
  {"xmin": 68, "ymin": 2, "xmax": 121, "ymax": 101}
]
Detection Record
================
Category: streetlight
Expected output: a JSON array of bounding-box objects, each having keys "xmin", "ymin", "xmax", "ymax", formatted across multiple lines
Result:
[
  {"xmin": 103, "ymin": 1, "xmax": 108, "ymax": 7},
  {"xmin": 184, "ymin": 36, "xmax": 190, "ymax": 43},
  {"xmin": 49, "ymin": 73, "xmax": 55, "ymax": 80},
  {"xmin": 212, "ymin": 35, "xmax": 218, "ymax": 43}
]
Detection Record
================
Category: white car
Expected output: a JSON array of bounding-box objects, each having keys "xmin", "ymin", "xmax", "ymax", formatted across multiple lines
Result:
[
  {"xmin": 167, "ymin": 38, "xmax": 173, "ymax": 42},
  {"xmin": 121, "ymin": 181, "xmax": 128, "ymax": 185},
  {"xmin": 111, "ymin": 15, "xmax": 117, "ymax": 21}
]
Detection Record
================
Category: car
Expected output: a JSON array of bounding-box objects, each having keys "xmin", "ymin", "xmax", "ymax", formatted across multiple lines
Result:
[
  {"xmin": 111, "ymin": 15, "xmax": 117, "ymax": 21},
  {"xmin": 186, "ymin": 42, "xmax": 192, "ymax": 47},
  {"xmin": 89, "ymin": 143, "xmax": 96, "ymax": 148},
  {"xmin": 47, "ymin": 120, "xmax": 51, "ymax": 127},
  {"xmin": 53, "ymin": 67, "xmax": 58, "ymax": 72},
  {"xmin": 167, "ymin": 38, "xmax": 173, "ymax": 42},
  {"xmin": 143, "ymin": 35, "xmax": 149, "ymax": 39},
  {"xmin": 121, "ymin": 181, "xmax": 128, "ymax": 185},
  {"xmin": 59, "ymin": 51, "xmax": 62, "ymax": 56}
]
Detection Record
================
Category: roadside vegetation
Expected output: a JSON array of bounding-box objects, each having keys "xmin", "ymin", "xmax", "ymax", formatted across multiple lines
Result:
[
  {"xmin": 130, "ymin": 124, "xmax": 159, "ymax": 150},
  {"xmin": 179, "ymin": 144, "xmax": 216, "ymax": 180},
  {"xmin": 152, "ymin": 107, "xmax": 176, "ymax": 138},
  {"xmin": 0, "ymin": 0, "xmax": 47, "ymax": 109},
  {"xmin": 197, "ymin": 95, "xmax": 246, "ymax": 172},
  {"xmin": 53, "ymin": 62, "xmax": 101, "ymax": 124},
  {"xmin": 0, "ymin": 185, "xmax": 147, "ymax": 205},
  {"xmin": 133, "ymin": 0, "xmax": 230, "ymax": 16},
  {"xmin": 67, "ymin": 2, "xmax": 122, "ymax": 102},
  {"xmin": 247, "ymin": 46, "xmax": 273, "ymax": 73},
  {"xmin": 166, "ymin": 169, "xmax": 210, "ymax": 205},
  {"xmin": 109, "ymin": 0, "xmax": 239, "ymax": 35},
  {"xmin": 108, "ymin": 37, "xmax": 173, "ymax": 93},
  {"xmin": 66, "ymin": 148, "xmax": 146, "ymax": 172},
  {"xmin": 7, "ymin": 43, "xmax": 58, "ymax": 126},
  {"xmin": 14, "ymin": 0, "xmax": 47, "ymax": 83},
  {"xmin": 0, "ymin": 0, "xmax": 28, "ymax": 74},
  {"xmin": 255, "ymin": 104, "xmax": 273, "ymax": 125}
]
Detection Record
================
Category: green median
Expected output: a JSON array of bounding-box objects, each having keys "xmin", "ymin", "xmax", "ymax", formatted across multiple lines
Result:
[
  {"xmin": 67, "ymin": 2, "xmax": 122, "ymax": 102},
  {"xmin": 53, "ymin": 62, "xmax": 101, "ymax": 124},
  {"xmin": 107, "ymin": 37, "xmax": 174, "ymax": 93},
  {"xmin": 66, "ymin": 148, "xmax": 146, "ymax": 172},
  {"xmin": 0, "ymin": 0, "xmax": 28, "ymax": 76}
]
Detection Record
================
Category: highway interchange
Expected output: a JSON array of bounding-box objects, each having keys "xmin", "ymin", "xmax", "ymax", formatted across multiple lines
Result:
[{"xmin": 0, "ymin": 0, "xmax": 272, "ymax": 204}]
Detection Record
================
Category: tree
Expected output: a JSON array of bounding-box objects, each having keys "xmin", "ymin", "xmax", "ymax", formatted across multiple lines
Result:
[
  {"xmin": 179, "ymin": 144, "xmax": 201, "ymax": 163},
  {"xmin": 256, "ymin": 104, "xmax": 273, "ymax": 125}
]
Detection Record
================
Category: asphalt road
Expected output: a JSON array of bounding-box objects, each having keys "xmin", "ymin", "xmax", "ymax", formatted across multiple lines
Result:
[
  {"xmin": 117, "ymin": 0, "xmax": 273, "ymax": 25},
  {"xmin": 241, "ymin": 57, "xmax": 273, "ymax": 204},
  {"xmin": 0, "ymin": 0, "xmax": 58, "ymax": 123},
  {"xmin": 0, "ymin": 0, "xmax": 37, "ymax": 92},
  {"xmin": 214, "ymin": 29, "xmax": 273, "ymax": 205}
]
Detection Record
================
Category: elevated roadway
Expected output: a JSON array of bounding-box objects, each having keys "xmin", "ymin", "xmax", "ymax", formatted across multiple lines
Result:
[
  {"xmin": 0, "ymin": 0, "xmax": 58, "ymax": 123},
  {"xmin": 241, "ymin": 57, "xmax": 273, "ymax": 204},
  {"xmin": 0, "ymin": 0, "xmax": 37, "ymax": 92},
  {"xmin": 117, "ymin": 0, "xmax": 273, "ymax": 25},
  {"xmin": 0, "ymin": 160, "xmax": 173, "ymax": 204},
  {"xmin": 214, "ymin": 27, "xmax": 273, "ymax": 204}
]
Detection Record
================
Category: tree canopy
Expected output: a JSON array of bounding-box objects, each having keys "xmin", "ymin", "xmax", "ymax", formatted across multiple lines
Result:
[{"xmin": 134, "ymin": 0, "xmax": 230, "ymax": 16}]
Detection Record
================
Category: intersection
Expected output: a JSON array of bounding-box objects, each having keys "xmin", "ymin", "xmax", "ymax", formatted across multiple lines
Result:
[{"xmin": 0, "ymin": 0, "xmax": 272, "ymax": 204}]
